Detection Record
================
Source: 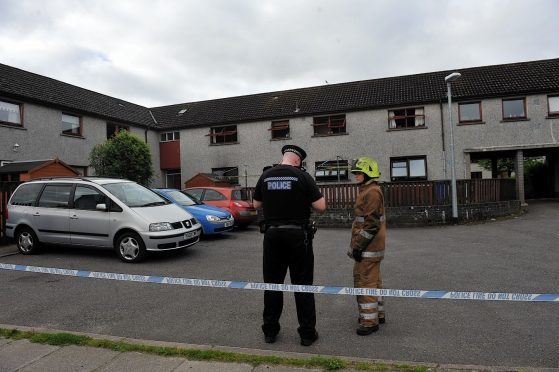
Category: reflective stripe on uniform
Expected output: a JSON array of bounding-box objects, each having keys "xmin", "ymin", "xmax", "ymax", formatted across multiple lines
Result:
[
  {"xmin": 359, "ymin": 230, "xmax": 373, "ymax": 239},
  {"xmin": 360, "ymin": 313, "xmax": 378, "ymax": 320},
  {"xmin": 355, "ymin": 216, "xmax": 365, "ymax": 222},
  {"xmin": 359, "ymin": 302, "xmax": 378, "ymax": 309},
  {"xmin": 361, "ymin": 250, "xmax": 385, "ymax": 258}
]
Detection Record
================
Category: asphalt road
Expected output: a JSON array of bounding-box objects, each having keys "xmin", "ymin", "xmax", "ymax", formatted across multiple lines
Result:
[{"xmin": 0, "ymin": 200, "xmax": 558, "ymax": 368}]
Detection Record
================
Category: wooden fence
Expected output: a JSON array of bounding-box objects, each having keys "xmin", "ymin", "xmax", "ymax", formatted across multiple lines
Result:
[{"xmin": 245, "ymin": 178, "xmax": 517, "ymax": 209}]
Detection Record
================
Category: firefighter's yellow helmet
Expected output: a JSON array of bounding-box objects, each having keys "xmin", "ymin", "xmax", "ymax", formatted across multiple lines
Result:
[{"xmin": 351, "ymin": 157, "xmax": 380, "ymax": 178}]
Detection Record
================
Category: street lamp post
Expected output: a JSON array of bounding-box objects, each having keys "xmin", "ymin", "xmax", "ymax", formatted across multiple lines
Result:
[{"xmin": 445, "ymin": 72, "xmax": 462, "ymax": 224}]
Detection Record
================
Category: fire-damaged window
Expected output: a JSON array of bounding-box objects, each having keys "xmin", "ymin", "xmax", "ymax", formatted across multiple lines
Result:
[
  {"xmin": 388, "ymin": 107, "xmax": 425, "ymax": 129},
  {"xmin": 314, "ymin": 159, "xmax": 349, "ymax": 182},
  {"xmin": 208, "ymin": 125, "xmax": 238, "ymax": 144},
  {"xmin": 270, "ymin": 120, "xmax": 290, "ymax": 140},
  {"xmin": 313, "ymin": 114, "xmax": 346, "ymax": 136},
  {"xmin": 390, "ymin": 156, "xmax": 427, "ymax": 181},
  {"xmin": 212, "ymin": 166, "xmax": 239, "ymax": 184}
]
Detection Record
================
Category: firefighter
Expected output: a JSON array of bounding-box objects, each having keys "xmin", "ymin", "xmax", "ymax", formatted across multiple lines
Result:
[
  {"xmin": 348, "ymin": 157, "xmax": 386, "ymax": 335},
  {"xmin": 253, "ymin": 144, "xmax": 326, "ymax": 346}
]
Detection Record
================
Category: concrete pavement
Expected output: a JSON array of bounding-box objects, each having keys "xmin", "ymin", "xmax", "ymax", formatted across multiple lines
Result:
[{"xmin": 1, "ymin": 325, "xmax": 557, "ymax": 372}]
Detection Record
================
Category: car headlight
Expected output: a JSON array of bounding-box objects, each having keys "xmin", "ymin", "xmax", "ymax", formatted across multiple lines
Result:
[
  {"xmin": 206, "ymin": 215, "xmax": 220, "ymax": 222},
  {"xmin": 149, "ymin": 222, "xmax": 173, "ymax": 232}
]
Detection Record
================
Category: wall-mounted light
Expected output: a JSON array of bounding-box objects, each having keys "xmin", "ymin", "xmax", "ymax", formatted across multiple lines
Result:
[{"xmin": 12, "ymin": 143, "xmax": 20, "ymax": 152}]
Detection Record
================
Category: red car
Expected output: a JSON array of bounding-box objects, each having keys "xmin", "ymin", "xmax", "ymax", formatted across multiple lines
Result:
[{"xmin": 183, "ymin": 186, "xmax": 257, "ymax": 227}]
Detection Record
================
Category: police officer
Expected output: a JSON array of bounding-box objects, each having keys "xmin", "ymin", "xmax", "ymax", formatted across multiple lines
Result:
[
  {"xmin": 348, "ymin": 157, "xmax": 386, "ymax": 335},
  {"xmin": 253, "ymin": 144, "xmax": 326, "ymax": 346}
]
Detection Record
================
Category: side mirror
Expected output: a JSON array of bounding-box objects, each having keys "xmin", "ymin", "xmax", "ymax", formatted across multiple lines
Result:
[{"xmin": 96, "ymin": 203, "xmax": 107, "ymax": 211}]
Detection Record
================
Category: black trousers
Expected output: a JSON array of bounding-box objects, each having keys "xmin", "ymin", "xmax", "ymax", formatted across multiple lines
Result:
[{"xmin": 262, "ymin": 227, "xmax": 316, "ymax": 339}]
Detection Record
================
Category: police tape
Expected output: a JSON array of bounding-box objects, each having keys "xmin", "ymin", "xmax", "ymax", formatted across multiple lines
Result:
[{"xmin": 1, "ymin": 262, "xmax": 558, "ymax": 302}]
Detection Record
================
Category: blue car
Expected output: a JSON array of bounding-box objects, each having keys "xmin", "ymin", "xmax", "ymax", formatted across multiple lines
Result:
[{"xmin": 152, "ymin": 188, "xmax": 234, "ymax": 235}]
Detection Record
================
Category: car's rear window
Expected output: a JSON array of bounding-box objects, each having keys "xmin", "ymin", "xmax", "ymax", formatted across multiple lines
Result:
[
  {"xmin": 9, "ymin": 183, "xmax": 43, "ymax": 206},
  {"xmin": 231, "ymin": 189, "xmax": 249, "ymax": 200}
]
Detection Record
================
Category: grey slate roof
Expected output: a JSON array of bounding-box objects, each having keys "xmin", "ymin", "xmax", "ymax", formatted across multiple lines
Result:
[
  {"xmin": 0, "ymin": 63, "xmax": 155, "ymax": 127},
  {"xmin": 2, "ymin": 58, "xmax": 559, "ymax": 131},
  {"xmin": 150, "ymin": 58, "xmax": 559, "ymax": 129}
]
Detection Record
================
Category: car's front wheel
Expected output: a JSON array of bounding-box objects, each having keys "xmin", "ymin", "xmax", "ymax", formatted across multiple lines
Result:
[
  {"xmin": 16, "ymin": 226, "xmax": 41, "ymax": 255},
  {"xmin": 115, "ymin": 232, "xmax": 146, "ymax": 263}
]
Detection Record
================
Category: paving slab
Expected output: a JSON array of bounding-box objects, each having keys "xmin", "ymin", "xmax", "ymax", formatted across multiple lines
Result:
[
  {"xmin": 174, "ymin": 359, "xmax": 253, "ymax": 371},
  {"xmin": 253, "ymin": 365, "xmax": 322, "ymax": 372},
  {"xmin": 96, "ymin": 351, "xmax": 185, "ymax": 372},
  {"xmin": 0, "ymin": 339, "xmax": 59, "ymax": 371},
  {"xmin": 19, "ymin": 345, "xmax": 119, "ymax": 372},
  {"xmin": 0, "ymin": 338, "xmax": 10, "ymax": 348}
]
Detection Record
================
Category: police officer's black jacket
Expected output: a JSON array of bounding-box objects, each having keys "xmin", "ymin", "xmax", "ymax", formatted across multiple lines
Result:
[{"xmin": 254, "ymin": 165, "xmax": 322, "ymax": 225}]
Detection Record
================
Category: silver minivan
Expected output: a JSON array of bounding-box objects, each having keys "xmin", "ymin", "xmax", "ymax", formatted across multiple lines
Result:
[{"xmin": 5, "ymin": 177, "xmax": 202, "ymax": 263}]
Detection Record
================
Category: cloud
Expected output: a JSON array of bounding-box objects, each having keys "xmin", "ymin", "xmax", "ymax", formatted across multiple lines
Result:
[{"xmin": 1, "ymin": 0, "xmax": 558, "ymax": 107}]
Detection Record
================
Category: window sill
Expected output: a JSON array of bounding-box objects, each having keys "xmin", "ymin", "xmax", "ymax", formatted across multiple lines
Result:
[
  {"xmin": 209, "ymin": 142, "xmax": 239, "ymax": 146},
  {"xmin": 500, "ymin": 118, "xmax": 530, "ymax": 123},
  {"xmin": 546, "ymin": 115, "xmax": 559, "ymax": 119},
  {"xmin": 458, "ymin": 121, "xmax": 485, "ymax": 126},
  {"xmin": 0, "ymin": 122, "xmax": 26, "ymax": 130},
  {"xmin": 61, "ymin": 133, "xmax": 85, "ymax": 139},
  {"xmin": 311, "ymin": 132, "xmax": 348, "ymax": 138},
  {"xmin": 270, "ymin": 137, "xmax": 291, "ymax": 141},
  {"xmin": 387, "ymin": 126, "xmax": 428, "ymax": 132}
]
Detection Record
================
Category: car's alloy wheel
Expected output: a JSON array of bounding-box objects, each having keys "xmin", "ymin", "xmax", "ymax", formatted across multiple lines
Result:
[
  {"xmin": 16, "ymin": 227, "xmax": 40, "ymax": 255},
  {"xmin": 115, "ymin": 232, "xmax": 146, "ymax": 263}
]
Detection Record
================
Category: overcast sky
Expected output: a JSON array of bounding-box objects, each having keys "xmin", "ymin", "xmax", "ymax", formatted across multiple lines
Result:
[{"xmin": 1, "ymin": 0, "xmax": 558, "ymax": 108}]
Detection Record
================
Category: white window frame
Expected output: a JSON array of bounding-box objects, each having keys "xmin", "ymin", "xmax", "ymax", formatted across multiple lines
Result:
[
  {"xmin": 160, "ymin": 131, "xmax": 180, "ymax": 142},
  {"xmin": 0, "ymin": 100, "xmax": 22, "ymax": 126},
  {"xmin": 61, "ymin": 113, "xmax": 82, "ymax": 136}
]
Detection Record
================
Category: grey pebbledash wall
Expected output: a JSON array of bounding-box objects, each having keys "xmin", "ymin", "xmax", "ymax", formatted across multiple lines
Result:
[{"xmin": 312, "ymin": 201, "xmax": 523, "ymax": 228}]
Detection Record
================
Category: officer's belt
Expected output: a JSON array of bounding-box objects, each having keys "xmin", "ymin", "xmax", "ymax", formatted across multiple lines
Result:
[{"xmin": 268, "ymin": 224, "xmax": 305, "ymax": 229}]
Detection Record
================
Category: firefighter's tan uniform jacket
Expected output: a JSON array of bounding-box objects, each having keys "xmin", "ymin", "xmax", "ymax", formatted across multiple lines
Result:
[{"xmin": 350, "ymin": 179, "xmax": 386, "ymax": 327}]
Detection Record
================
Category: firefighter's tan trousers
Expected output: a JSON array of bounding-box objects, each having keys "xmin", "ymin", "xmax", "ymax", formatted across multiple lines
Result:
[{"xmin": 353, "ymin": 258, "xmax": 385, "ymax": 327}]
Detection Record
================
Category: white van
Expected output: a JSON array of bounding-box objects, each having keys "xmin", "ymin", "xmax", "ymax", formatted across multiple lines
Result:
[{"xmin": 5, "ymin": 177, "xmax": 202, "ymax": 263}]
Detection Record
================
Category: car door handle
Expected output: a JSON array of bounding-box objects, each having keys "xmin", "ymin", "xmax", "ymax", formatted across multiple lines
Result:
[
  {"xmin": 33, "ymin": 213, "xmax": 40, "ymax": 217},
  {"xmin": 70, "ymin": 215, "xmax": 79, "ymax": 219}
]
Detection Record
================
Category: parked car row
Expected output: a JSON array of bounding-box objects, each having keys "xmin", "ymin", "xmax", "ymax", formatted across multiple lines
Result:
[{"xmin": 5, "ymin": 178, "xmax": 257, "ymax": 263}]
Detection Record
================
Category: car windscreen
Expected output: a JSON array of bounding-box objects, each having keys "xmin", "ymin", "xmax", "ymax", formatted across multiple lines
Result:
[
  {"xmin": 231, "ymin": 189, "xmax": 250, "ymax": 200},
  {"xmin": 103, "ymin": 182, "xmax": 168, "ymax": 207},
  {"xmin": 166, "ymin": 190, "xmax": 198, "ymax": 206}
]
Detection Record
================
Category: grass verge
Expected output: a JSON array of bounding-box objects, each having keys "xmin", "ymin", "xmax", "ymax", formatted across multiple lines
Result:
[{"xmin": 0, "ymin": 328, "xmax": 429, "ymax": 371}]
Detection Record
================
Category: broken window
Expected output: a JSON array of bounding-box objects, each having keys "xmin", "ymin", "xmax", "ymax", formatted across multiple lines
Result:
[
  {"xmin": 314, "ymin": 159, "xmax": 349, "ymax": 182},
  {"xmin": 270, "ymin": 120, "xmax": 290, "ymax": 139},
  {"xmin": 388, "ymin": 107, "xmax": 425, "ymax": 129},
  {"xmin": 313, "ymin": 114, "xmax": 346, "ymax": 135},
  {"xmin": 208, "ymin": 125, "xmax": 238, "ymax": 144}
]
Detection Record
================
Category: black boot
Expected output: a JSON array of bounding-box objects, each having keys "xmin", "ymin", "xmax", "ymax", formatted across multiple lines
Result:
[{"xmin": 356, "ymin": 324, "xmax": 379, "ymax": 336}]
